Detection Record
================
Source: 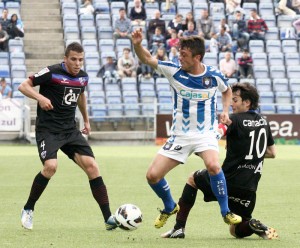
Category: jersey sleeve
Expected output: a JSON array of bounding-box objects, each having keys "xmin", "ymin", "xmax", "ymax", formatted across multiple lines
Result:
[
  {"xmin": 155, "ymin": 60, "xmax": 180, "ymax": 80},
  {"xmin": 226, "ymin": 114, "xmax": 237, "ymax": 135},
  {"xmin": 266, "ymin": 123, "xmax": 275, "ymax": 146},
  {"xmin": 29, "ymin": 67, "xmax": 52, "ymax": 86}
]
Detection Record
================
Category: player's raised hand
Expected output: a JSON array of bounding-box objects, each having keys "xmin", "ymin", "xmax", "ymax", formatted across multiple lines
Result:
[
  {"xmin": 38, "ymin": 96, "xmax": 54, "ymax": 111},
  {"xmin": 131, "ymin": 28, "xmax": 143, "ymax": 46},
  {"xmin": 220, "ymin": 111, "xmax": 230, "ymax": 125}
]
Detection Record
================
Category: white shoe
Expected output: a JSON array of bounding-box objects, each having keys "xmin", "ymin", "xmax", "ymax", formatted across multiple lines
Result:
[{"xmin": 21, "ymin": 209, "xmax": 33, "ymax": 230}]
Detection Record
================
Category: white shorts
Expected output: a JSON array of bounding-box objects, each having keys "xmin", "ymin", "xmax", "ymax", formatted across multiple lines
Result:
[{"xmin": 158, "ymin": 131, "xmax": 219, "ymax": 164}]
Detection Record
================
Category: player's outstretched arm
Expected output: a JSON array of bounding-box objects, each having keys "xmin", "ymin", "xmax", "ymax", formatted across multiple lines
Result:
[
  {"xmin": 220, "ymin": 86, "xmax": 232, "ymax": 124},
  {"xmin": 18, "ymin": 78, "xmax": 53, "ymax": 111},
  {"xmin": 77, "ymin": 93, "xmax": 91, "ymax": 135},
  {"xmin": 265, "ymin": 145, "xmax": 276, "ymax": 158},
  {"xmin": 132, "ymin": 28, "xmax": 158, "ymax": 70}
]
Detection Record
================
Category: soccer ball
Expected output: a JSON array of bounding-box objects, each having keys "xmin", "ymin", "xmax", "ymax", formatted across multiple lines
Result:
[{"xmin": 115, "ymin": 204, "xmax": 142, "ymax": 231}]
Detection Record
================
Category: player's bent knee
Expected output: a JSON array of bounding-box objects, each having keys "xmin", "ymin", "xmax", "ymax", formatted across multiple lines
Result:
[
  {"xmin": 146, "ymin": 170, "xmax": 161, "ymax": 184},
  {"xmin": 43, "ymin": 161, "xmax": 57, "ymax": 177},
  {"xmin": 187, "ymin": 172, "xmax": 197, "ymax": 187},
  {"xmin": 229, "ymin": 225, "xmax": 238, "ymax": 238},
  {"xmin": 206, "ymin": 164, "xmax": 221, "ymax": 175}
]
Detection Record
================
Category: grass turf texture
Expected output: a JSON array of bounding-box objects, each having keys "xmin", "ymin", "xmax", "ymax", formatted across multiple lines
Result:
[{"xmin": 0, "ymin": 145, "xmax": 299, "ymax": 248}]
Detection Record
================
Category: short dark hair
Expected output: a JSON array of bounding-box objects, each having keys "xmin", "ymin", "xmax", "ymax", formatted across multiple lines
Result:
[
  {"xmin": 119, "ymin": 7, "xmax": 125, "ymax": 12},
  {"xmin": 65, "ymin": 42, "xmax": 84, "ymax": 57},
  {"xmin": 251, "ymin": 8, "xmax": 257, "ymax": 13},
  {"xmin": 179, "ymin": 36, "xmax": 205, "ymax": 62},
  {"xmin": 0, "ymin": 77, "xmax": 6, "ymax": 82},
  {"xmin": 231, "ymin": 82, "xmax": 259, "ymax": 110}
]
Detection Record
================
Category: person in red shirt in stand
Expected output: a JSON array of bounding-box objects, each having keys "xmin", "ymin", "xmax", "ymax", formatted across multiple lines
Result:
[
  {"xmin": 247, "ymin": 9, "xmax": 268, "ymax": 41},
  {"xmin": 238, "ymin": 49, "xmax": 253, "ymax": 79}
]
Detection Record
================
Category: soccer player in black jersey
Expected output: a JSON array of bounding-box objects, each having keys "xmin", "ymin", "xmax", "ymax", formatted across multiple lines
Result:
[
  {"xmin": 161, "ymin": 82, "xmax": 279, "ymax": 239},
  {"xmin": 18, "ymin": 42, "xmax": 117, "ymax": 231}
]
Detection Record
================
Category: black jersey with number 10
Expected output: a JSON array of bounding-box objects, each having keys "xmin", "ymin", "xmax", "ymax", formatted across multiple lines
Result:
[
  {"xmin": 222, "ymin": 111, "xmax": 274, "ymax": 192},
  {"xmin": 29, "ymin": 63, "xmax": 89, "ymax": 133}
]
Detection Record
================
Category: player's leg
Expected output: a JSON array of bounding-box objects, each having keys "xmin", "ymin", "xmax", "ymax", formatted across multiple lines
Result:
[
  {"xmin": 147, "ymin": 153, "xmax": 180, "ymax": 228},
  {"xmin": 21, "ymin": 132, "xmax": 60, "ymax": 230},
  {"xmin": 161, "ymin": 172, "xmax": 198, "ymax": 238},
  {"xmin": 74, "ymin": 153, "xmax": 116, "ymax": 230},
  {"xmin": 198, "ymin": 150, "xmax": 241, "ymax": 224}
]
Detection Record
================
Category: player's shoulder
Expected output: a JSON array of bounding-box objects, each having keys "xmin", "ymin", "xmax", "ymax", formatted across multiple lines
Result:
[
  {"xmin": 205, "ymin": 64, "xmax": 227, "ymax": 80},
  {"xmin": 158, "ymin": 60, "xmax": 180, "ymax": 69}
]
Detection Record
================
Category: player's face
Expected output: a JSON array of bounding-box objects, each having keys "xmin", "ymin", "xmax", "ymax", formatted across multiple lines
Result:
[
  {"xmin": 64, "ymin": 51, "xmax": 84, "ymax": 76},
  {"xmin": 231, "ymin": 90, "xmax": 250, "ymax": 114},
  {"xmin": 179, "ymin": 48, "xmax": 200, "ymax": 72}
]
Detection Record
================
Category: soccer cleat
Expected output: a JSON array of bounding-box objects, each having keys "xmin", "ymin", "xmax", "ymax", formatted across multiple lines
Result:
[
  {"xmin": 105, "ymin": 215, "xmax": 118, "ymax": 231},
  {"xmin": 223, "ymin": 211, "xmax": 242, "ymax": 225},
  {"xmin": 249, "ymin": 219, "xmax": 279, "ymax": 240},
  {"xmin": 21, "ymin": 209, "xmax": 33, "ymax": 230},
  {"xmin": 161, "ymin": 228, "xmax": 185, "ymax": 239},
  {"xmin": 154, "ymin": 204, "xmax": 180, "ymax": 228}
]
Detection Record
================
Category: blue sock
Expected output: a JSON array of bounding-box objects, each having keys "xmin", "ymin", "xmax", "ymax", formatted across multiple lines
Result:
[
  {"xmin": 209, "ymin": 170, "xmax": 230, "ymax": 217},
  {"xmin": 149, "ymin": 178, "xmax": 176, "ymax": 213}
]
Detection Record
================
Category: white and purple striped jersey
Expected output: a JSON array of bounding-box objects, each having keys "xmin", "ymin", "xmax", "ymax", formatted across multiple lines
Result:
[{"xmin": 156, "ymin": 60, "xmax": 229, "ymax": 136}]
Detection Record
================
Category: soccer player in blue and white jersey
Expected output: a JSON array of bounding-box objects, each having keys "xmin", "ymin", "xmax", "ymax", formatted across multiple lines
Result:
[{"xmin": 132, "ymin": 29, "xmax": 242, "ymax": 228}]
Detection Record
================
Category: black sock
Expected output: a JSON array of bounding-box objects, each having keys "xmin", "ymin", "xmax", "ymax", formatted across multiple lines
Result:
[
  {"xmin": 174, "ymin": 184, "xmax": 198, "ymax": 230},
  {"xmin": 24, "ymin": 172, "xmax": 49, "ymax": 211},
  {"xmin": 235, "ymin": 221, "xmax": 255, "ymax": 238},
  {"xmin": 89, "ymin": 176, "xmax": 111, "ymax": 222}
]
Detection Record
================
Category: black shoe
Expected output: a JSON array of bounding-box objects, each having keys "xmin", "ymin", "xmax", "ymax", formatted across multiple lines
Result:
[{"xmin": 249, "ymin": 219, "xmax": 279, "ymax": 240}]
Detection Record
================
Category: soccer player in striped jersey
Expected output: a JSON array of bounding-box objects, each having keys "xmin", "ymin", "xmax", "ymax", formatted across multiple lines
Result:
[{"xmin": 132, "ymin": 29, "xmax": 241, "ymax": 229}]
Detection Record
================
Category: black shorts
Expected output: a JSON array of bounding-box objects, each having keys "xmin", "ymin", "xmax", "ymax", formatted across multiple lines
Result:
[
  {"xmin": 36, "ymin": 129, "xmax": 94, "ymax": 164},
  {"xmin": 193, "ymin": 169, "xmax": 256, "ymax": 220}
]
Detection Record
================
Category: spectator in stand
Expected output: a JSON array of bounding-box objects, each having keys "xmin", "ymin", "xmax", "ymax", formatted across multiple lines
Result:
[
  {"xmin": 293, "ymin": 17, "xmax": 300, "ymax": 38},
  {"xmin": 217, "ymin": 18, "xmax": 230, "ymax": 34},
  {"xmin": 167, "ymin": 30, "xmax": 179, "ymax": 50},
  {"xmin": 231, "ymin": 11, "xmax": 249, "ymax": 51},
  {"xmin": 225, "ymin": 0, "xmax": 241, "ymax": 15},
  {"xmin": 129, "ymin": 0, "xmax": 147, "ymax": 26},
  {"xmin": 150, "ymin": 27, "xmax": 165, "ymax": 54},
  {"xmin": 277, "ymin": 0, "xmax": 296, "ymax": 16},
  {"xmin": 0, "ymin": 78, "xmax": 12, "ymax": 99},
  {"xmin": 292, "ymin": 0, "xmax": 300, "ymax": 14},
  {"xmin": 0, "ymin": 8, "xmax": 10, "ymax": 31},
  {"xmin": 169, "ymin": 46, "xmax": 180, "ymax": 66},
  {"xmin": 97, "ymin": 56, "xmax": 120, "ymax": 84},
  {"xmin": 147, "ymin": 10, "xmax": 166, "ymax": 40},
  {"xmin": 219, "ymin": 52, "xmax": 237, "ymax": 78},
  {"xmin": 209, "ymin": 33, "xmax": 218, "ymax": 53},
  {"xmin": 0, "ymin": 23, "xmax": 9, "ymax": 52},
  {"xmin": 216, "ymin": 25, "xmax": 232, "ymax": 52},
  {"xmin": 182, "ymin": 22, "xmax": 198, "ymax": 37},
  {"xmin": 238, "ymin": 49, "xmax": 253, "ymax": 78},
  {"xmin": 113, "ymin": 8, "xmax": 132, "ymax": 42},
  {"xmin": 247, "ymin": 9, "xmax": 268, "ymax": 41},
  {"xmin": 117, "ymin": 48, "xmax": 136, "ymax": 79},
  {"xmin": 79, "ymin": 0, "xmax": 95, "ymax": 15},
  {"xmin": 197, "ymin": 9, "xmax": 214, "ymax": 40},
  {"xmin": 7, "ymin": 14, "xmax": 24, "ymax": 39},
  {"xmin": 181, "ymin": 12, "xmax": 196, "ymax": 32},
  {"xmin": 167, "ymin": 14, "xmax": 183, "ymax": 38}
]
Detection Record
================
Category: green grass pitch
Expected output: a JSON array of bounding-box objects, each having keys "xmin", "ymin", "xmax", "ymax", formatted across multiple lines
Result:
[{"xmin": 0, "ymin": 144, "xmax": 299, "ymax": 248}]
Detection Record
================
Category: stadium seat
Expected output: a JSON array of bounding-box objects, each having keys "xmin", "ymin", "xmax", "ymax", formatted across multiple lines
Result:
[
  {"xmin": 265, "ymin": 27, "xmax": 279, "ymax": 40},
  {"xmin": 81, "ymin": 26, "xmax": 97, "ymax": 40},
  {"xmin": 270, "ymin": 66, "xmax": 285, "ymax": 79},
  {"xmin": 91, "ymin": 105, "xmax": 107, "ymax": 122},
  {"xmin": 123, "ymin": 90, "xmax": 138, "ymax": 104},
  {"xmin": 275, "ymin": 91, "xmax": 291, "ymax": 104},
  {"xmin": 8, "ymin": 39, "xmax": 24, "ymax": 52},
  {"xmin": 105, "ymin": 83, "xmax": 120, "ymax": 91},
  {"xmin": 111, "ymin": 1, "xmax": 126, "ymax": 15},
  {"xmin": 209, "ymin": 2, "xmax": 225, "ymax": 16},
  {"xmin": 11, "ymin": 65, "xmax": 27, "ymax": 78},
  {"xmin": 292, "ymin": 92, "xmax": 300, "ymax": 113},
  {"xmin": 85, "ymin": 65, "xmax": 100, "ymax": 78},
  {"xmin": 193, "ymin": 2, "xmax": 208, "ymax": 18},
  {"xmin": 266, "ymin": 40, "xmax": 281, "ymax": 53},
  {"xmin": 142, "ymin": 104, "xmax": 155, "ymax": 116},
  {"xmin": 272, "ymin": 78, "xmax": 289, "ymax": 92},
  {"xmin": 260, "ymin": 105, "xmax": 276, "ymax": 114},
  {"xmin": 64, "ymin": 26, "xmax": 80, "ymax": 40},
  {"xmin": 63, "ymin": 14, "xmax": 78, "ymax": 28},
  {"xmin": 100, "ymin": 51, "xmax": 116, "ymax": 61},
  {"xmin": 84, "ymin": 52, "xmax": 100, "ymax": 66},
  {"xmin": 203, "ymin": 52, "xmax": 218, "ymax": 67},
  {"xmin": 277, "ymin": 106, "xmax": 294, "ymax": 114},
  {"xmin": 263, "ymin": 15, "xmax": 276, "ymax": 28},
  {"xmin": 260, "ymin": 92, "xmax": 275, "ymax": 113},
  {"xmin": 82, "ymin": 39, "xmax": 98, "ymax": 53},
  {"xmin": 124, "ymin": 104, "xmax": 140, "ymax": 118},
  {"xmin": 6, "ymin": 1, "xmax": 20, "ymax": 16},
  {"xmin": 94, "ymin": 2, "xmax": 110, "ymax": 14},
  {"xmin": 256, "ymin": 78, "xmax": 272, "ymax": 92},
  {"xmin": 258, "ymin": 3, "xmax": 274, "ymax": 16},
  {"xmin": 115, "ymin": 39, "xmax": 132, "ymax": 53},
  {"xmin": 140, "ymin": 90, "xmax": 156, "ymax": 103},
  {"xmin": 89, "ymin": 90, "xmax": 105, "ymax": 99},
  {"xmin": 106, "ymin": 90, "xmax": 122, "ymax": 104},
  {"xmin": 268, "ymin": 53, "xmax": 284, "ymax": 66},
  {"xmin": 12, "ymin": 77, "xmax": 25, "ymax": 91},
  {"xmin": 121, "ymin": 78, "xmax": 137, "ymax": 91},
  {"xmin": 79, "ymin": 14, "xmax": 94, "ymax": 28},
  {"xmin": 252, "ymin": 53, "xmax": 267, "ymax": 66},
  {"xmin": 287, "ymin": 66, "xmax": 300, "ymax": 78},
  {"xmin": 156, "ymin": 83, "xmax": 170, "ymax": 92},
  {"xmin": 0, "ymin": 52, "xmax": 9, "ymax": 65},
  {"xmin": 99, "ymin": 39, "xmax": 114, "ymax": 52},
  {"xmin": 158, "ymin": 104, "xmax": 173, "ymax": 114},
  {"xmin": 158, "ymin": 91, "xmax": 172, "ymax": 103},
  {"xmin": 10, "ymin": 52, "xmax": 25, "ymax": 65},
  {"xmin": 0, "ymin": 65, "xmax": 10, "ymax": 78},
  {"xmin": 107, "ymin": 105, "xmax": 123, "ymax": 121},
  {"xmin": 289, "ymin": 78, "xmax": 300, "ymax": 91},
  {"xmin": 249, "ymin": 40, "xmax": 265, "ymax": 53},
  {"xmin": 177, "ymin": 2, "xmax": 193, "ymax": 16},
  {"xmin": 88, "ymin": 78, "xmax": 103, "ymax": 92},
  {"xmin": 140, "ymin": 82, "xmax": 155, "ymax": 92},
  {"xmin": 96, "ymin": 14, "xmax": 111, "ymax": 28},
  {"xmin": 62, "ymin": 2, "xmax": 77, "ymax": 15},
  {"xmin": 98, "ymin": 26, "xmax": 113, "ymax": 40},
  {"xmin": 253, "ymin": 66, "xmax": 269, "ymax": 78},
  {"xmin": 282, "ymin": 40, "xmax": 298, "ymax": 53},
  {"xmin": 285, "ymin": 53, "xmax": 300, "ymax": 66},
  {"xmin": 277, "ymin": 15, "xmax": 294, "ymax": 28}
]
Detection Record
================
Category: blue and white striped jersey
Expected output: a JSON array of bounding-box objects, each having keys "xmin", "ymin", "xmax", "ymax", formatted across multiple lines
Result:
[{"xmin": 156, "ymin": 60, "xmax": 229, "ymax": 136}]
